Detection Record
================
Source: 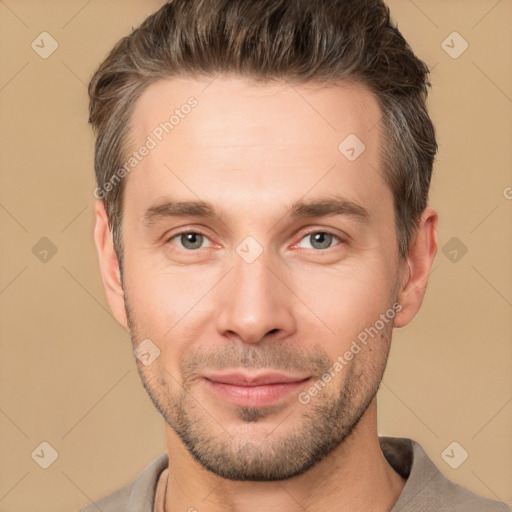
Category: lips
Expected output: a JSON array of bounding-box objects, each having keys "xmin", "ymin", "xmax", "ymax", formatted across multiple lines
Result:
[
  {"xmin": 202, "ymin": 371, "xmax": 309, "ymax": 386},
  {"xmin": 201, "ymin": 371, "xmax": 311, "ymax": 407}
]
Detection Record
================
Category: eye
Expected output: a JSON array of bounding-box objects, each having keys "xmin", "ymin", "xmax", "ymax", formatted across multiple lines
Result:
[
  {"xmin": 296, "ymin": 231, "xmax": 342, "ymax": 250},
  {"xmin": 166, "ymin": 229, "xmax": 344, "ymax": 252},
  {"xmin": 167, "ymin": 231, "xmax": 212, "ymax": 250}
]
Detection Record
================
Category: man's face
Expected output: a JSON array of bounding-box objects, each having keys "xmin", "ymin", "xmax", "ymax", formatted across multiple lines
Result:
[{"xmin": 119, "ymin": 76, "xmax": 404, "ymax": 480}]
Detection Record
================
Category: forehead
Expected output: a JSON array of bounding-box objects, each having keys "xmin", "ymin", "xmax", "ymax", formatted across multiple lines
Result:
[
  {"xmin": 131, "ymin": 75, "xmax": 381, "ymax": 149},
  {"xmin": 125, "ymin": 75, "xmax": 389, "ymax": 222}
]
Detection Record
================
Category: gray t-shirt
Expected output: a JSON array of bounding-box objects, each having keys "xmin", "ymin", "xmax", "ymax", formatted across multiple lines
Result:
[{"xmin": 79, "ymin": 437, "xmax": 511, "ymax": 511}]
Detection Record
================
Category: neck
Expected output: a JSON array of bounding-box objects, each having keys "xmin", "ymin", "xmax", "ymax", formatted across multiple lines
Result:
[{"xmin": 163, "ymin": 398, "xmax": 405, "ymax": 512}]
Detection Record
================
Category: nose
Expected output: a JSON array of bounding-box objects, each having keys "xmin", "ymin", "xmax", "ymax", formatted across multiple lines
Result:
[{"xmin": 215, "ymin": 251, "xmax": 297, "ymax": 344}]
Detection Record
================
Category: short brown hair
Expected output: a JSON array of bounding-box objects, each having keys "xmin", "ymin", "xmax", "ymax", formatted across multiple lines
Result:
[{"xmin": 88, "ymin": 0, "xmax": 437, "ymax": 272}]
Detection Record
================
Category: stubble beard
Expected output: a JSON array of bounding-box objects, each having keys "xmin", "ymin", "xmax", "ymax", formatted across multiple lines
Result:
[{"xmin": 123, "ymin": 286, "xmax": 397, "ymax": 481}]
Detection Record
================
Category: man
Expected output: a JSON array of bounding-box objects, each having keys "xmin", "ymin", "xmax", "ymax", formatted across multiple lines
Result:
[{"xmin": 83, "ymin": 0, "xmax": 510, "ymax": 511}]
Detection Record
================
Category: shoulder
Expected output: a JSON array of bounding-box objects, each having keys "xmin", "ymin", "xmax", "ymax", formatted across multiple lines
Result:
[
  {"xmin": 79, "ymin": 453, "xmax": 169, "ymax": 512},
  {"xmin": 379, "ymin": 436, "xmax": 511, "ymax": 512},
  {"xmin": 434, "ymin": 479, "xmax": 511, "ymax": 512},
  {"xmin": 427, "ymin": 457, "xmax": 511, "ymax": 512}
]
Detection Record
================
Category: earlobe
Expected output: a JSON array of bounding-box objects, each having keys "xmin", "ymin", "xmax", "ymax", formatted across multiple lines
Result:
[
  {"xmin": 394, "ymin": 206, "xmax": 438, "ymax": 329},
  {"xmin": 93, "ymin": 199, "xmax": 129, "ymax": 331}
]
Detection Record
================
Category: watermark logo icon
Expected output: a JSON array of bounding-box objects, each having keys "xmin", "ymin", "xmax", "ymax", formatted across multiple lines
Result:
[
  {"xmin": 31, "ymin": 32, "xmax": 59, "ymax": 59},
  {"xmin": 134, "ymin": 338, "xmax": 161, "ymax": 366},
  {"xmin": 32, "ymin": 237, "xmax": 58, "ymax": 263},
  {"xmin": 338, "ymin": 134, "xmax": 366, "ymax": 162},
  {"xmin": 31, "ymin": 441, "xmax": 59, "ymax": 469},
  {"xmin": 441, "ymin": 32, "xmax": 468, "ymax": 59},
  {"xmin": 236, "ymin": 236, "xmax": 264, "ymax": 264},
  {"xmin": 442, "ymin": 236, "xmax": 468, "ymax": 263},
  {"xmin": 441, "ymin": 441, "xmax": 468, "ymax": 469}
]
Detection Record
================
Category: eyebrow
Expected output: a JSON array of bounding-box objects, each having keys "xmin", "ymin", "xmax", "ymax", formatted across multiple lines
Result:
[{"xmin": 143, "ymin": 194, "xmax": 371, "ymax": 227}]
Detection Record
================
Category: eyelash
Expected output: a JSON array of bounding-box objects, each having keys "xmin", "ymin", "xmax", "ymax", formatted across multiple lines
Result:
[{"xmin": 165, "ymin": 228, "xmax": 345, "ymax": 252}]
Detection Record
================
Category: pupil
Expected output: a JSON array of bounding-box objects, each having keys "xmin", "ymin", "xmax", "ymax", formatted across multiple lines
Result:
[
  {"xmin": 182, "ymin": 233, "xmax": 202, "ymax": 249},
  {"xmin": 312, "ymin": 232, "xmax": 330, "ymax": 249}
]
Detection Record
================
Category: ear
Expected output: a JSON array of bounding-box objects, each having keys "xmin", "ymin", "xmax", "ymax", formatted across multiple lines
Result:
[
  {"xmin": 394, "ymin": 206, "xmax": 438, "ymax": 328},
  {"xmin": 93, "ymin": 199, "xmax": 129, "ymax": 331}
]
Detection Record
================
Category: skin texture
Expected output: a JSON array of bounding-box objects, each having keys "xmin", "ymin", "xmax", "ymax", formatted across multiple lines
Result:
[{"xmin": 94, "ymin": 76, "xmax": 438, "ymax": 512}]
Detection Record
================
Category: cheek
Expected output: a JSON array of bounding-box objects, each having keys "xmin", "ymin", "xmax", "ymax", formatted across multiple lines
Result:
[
  {"xmin": 123, "ymin": 255, "xmax": 214, "ymax": 333},
  {"xmin": 123, "ymin": 262, "xmax": 221, "ymax": 377},
  {"xmin": 125, "ymin": 276, "xmax": 171, "ymax": 335},
  {"xmin": 290, "ymin": 257, "xmax": 396, "ymax": 340}
]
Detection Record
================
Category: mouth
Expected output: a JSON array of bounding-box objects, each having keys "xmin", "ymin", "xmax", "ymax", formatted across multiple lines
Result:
[{"xmin": 201, "ymin": 371, "xmax": 311, "ymax": 407}]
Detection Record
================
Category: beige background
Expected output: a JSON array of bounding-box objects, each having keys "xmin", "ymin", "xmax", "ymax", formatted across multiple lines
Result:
[{"xmin": 0, "ymin": 0, "xmax": 511, "ymax": 510}]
